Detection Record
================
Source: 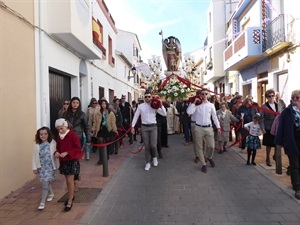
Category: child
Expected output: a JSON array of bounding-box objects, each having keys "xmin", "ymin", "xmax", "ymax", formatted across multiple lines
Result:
[
  {"xmin": 32, "ymin": 127, "xmax": 59, "ymax": 210},
  {"xmin": 244, "ymin": 114, "xmax": 262, "ymax": 165},
  {"xmin": 54, "ymin": 118, "xmax": 81, "ymax": 212}
]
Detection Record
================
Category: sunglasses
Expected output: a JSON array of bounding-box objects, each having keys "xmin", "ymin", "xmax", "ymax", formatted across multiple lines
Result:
[
  {"xmin": 292, "ymin": 96, "xmax": 300, "ymax": 100},
  {"xmin": 92, "ymin": 102, "xmax": 97, "ymax": 104},
  {"xmin": 201, "ymin": 93, "xmax": 209, "ymax": 96},
  {"xmin": 64, "ymin": 103, "xmax": 69, "ymax": 105},
  {"xmin": 144, "ymin": 96, "xmax": 152, "ymax": 98},
  {"xmin": 267, "ymin": 95, "xmax": 274, "ymax": 98}
]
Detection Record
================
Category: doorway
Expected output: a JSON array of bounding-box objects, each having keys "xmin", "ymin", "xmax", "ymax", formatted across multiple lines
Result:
[{"xmin": 49, "ymin": 71, "xmax": 71, "ymax": 136}]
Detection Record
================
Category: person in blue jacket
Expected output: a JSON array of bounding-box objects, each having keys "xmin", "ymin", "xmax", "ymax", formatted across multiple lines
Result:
[{"xmin": 275, "ymin": 89, "xmax": 300, "ymax": 200}]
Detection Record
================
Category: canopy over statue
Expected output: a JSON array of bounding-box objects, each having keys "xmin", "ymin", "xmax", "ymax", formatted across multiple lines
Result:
[{"xmin": 162, "ymin": 36, "xmax": 182, "ymax": 72}]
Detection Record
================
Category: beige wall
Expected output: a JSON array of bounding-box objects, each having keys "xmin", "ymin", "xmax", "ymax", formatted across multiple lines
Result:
[{"xmin": 0, "ymin": 0, "xmax": 36, "ymax": 198}]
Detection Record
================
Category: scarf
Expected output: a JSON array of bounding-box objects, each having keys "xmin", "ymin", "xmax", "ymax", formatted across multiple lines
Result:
[
  {"xmin": 292, "ymin": 105, "xmax": 300, "ymax": 128},
  {"xmin": 59, "ymin": 129, "xmax": 70, "ymax": 140}
]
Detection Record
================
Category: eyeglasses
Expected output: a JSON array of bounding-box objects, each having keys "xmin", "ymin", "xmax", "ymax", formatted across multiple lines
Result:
[
  {"xmin": 64, "ymin": 103, "xmax": 69, "ymax": 105},
  {"xmin": 201, "ymin": 93, "xmax": 209, "ymax": 96},
  {"xmin": 292, "ymin": 96, "xmax": 300, "ymax": 101},
  {"xmin": 144, "ymin": 96, "xmax": 152, "ymax": 98},
  {"xmin": 267, "ymin": 95, "xmax": 274, "ymax": 98}
]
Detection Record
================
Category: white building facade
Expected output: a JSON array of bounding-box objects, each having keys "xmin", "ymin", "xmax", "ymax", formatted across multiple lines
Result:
[{"xmin": 224, "ymin": 0, "xmax": 300, "ymax": 105}]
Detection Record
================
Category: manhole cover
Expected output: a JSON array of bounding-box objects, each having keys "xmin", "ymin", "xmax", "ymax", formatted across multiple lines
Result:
[{"xmin": 57, "ymin": 188, "xmax": 102, "ymax": 203}]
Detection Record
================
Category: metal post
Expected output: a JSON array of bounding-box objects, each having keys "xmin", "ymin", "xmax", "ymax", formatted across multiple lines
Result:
[
  {"xmin": 102, "ymin": 146, "xmax": 109, "ymax": 177},
  {"xmin": 275, "ymin": 145, "xmax": 282, "ymax": 174}
]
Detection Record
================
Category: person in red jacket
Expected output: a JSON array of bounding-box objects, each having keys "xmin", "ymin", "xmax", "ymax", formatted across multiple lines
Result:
[{"xmin": 54, "ymin": 118, "xmax": 81, "ymax": 212}]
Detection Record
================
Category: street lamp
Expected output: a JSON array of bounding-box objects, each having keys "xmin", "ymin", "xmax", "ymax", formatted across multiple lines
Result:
[
  {"xmin": 127, "ymin": 67, "xmax": 137, "ymax": 81},
  {"xmin": 181, "ymin": 53, "xmax": 201, "ymax": 85},
  {"xmin": 147, "ymin": 55, "xmax": 162, "ymax": 90}
]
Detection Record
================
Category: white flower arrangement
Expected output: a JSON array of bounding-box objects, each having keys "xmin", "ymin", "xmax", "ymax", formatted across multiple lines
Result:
[{"xmin": 158, "ymin": 77, "xmax": 189, "ymax": 101}]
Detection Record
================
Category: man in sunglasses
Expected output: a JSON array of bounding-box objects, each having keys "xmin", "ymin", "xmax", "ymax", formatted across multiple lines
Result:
[
  {"xmin": 131, "ymin": 91, "xmax": 166, "ymax": 171},
  {"xmin": 187, "ymin": 89, "xmax": 221, "ymax": 173}
]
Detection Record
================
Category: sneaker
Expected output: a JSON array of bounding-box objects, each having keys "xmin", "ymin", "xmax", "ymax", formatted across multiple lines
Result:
[
  {"xmin": 295, "ymin": 191, "xmax": 300, "ymax": 200},
  {"xmin": 201, "ymin": 165, "xmax": 207, "ymax": 173},
  {"xmin": 145, "ymin": 163, "xmax": 151, "ymax": 171},
  {"xmin": 208, "ymin": 159, "xmax": 215, "ymax": 167},
  {"xmin": 153, "ymin": 157, "xmax": 158, "ymax": 167},
  {"xmin": 46, "ymin": 194, "xmax": 54, "ymax": 202},
  {"xmin": 38, "ymin": 203, "xmax": 45, "ymax": 210}
]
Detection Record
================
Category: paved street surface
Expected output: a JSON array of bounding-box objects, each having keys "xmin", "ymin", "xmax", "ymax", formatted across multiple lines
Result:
[
  {"xmin": 1, "ymin": 134, "xmax": 300, "ymax": 225},
  {"xmin": 79, "ymin": 134, "xmax": 300, "ymax": 225}
]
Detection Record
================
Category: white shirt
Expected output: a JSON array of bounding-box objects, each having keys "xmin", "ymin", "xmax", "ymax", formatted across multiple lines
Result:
[
  {"xmin": 244, "ymin": 122, "xmax": 262, "ymax": 136},
  {"xmin": 186, "ymin": 101, "xmax": 220, "ymax": 129},
  {"xmin": 131, "ymin": 102, "xmax": 167, "ymax": 127}
]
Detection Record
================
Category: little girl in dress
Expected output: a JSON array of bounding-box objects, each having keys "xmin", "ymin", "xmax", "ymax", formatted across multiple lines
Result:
[
  {"xmin": 32, "ymin": 127, "xmax": 59, "ymax": 210},
  {"xmin": 244, "ymin": 114, "xmax": 263, "ymax": 166}
]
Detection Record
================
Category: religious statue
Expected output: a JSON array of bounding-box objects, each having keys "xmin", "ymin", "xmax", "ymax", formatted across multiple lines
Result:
[{"xmin": 162, "ymin": 36, "xmax": 182, "ymax": 72}]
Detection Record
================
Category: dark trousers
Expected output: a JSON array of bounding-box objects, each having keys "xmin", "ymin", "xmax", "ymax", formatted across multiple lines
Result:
[
  {"xmin": 161, "ymin": 122, "xmax": 168, "ymax": 147},
  {"xmin": 288, "ymin": 154, "xmax": 300, "ymax": 191},
  {"xmin": 183, "ymin": 121, "xmax": 192, "ymax": 142},
  {"xmin": 156, "ymin": 126, "xmax": 163, "ymax": 158}
]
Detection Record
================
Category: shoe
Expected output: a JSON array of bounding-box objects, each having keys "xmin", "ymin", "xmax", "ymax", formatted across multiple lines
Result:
[
  {"xmin": 266, "ymin": 160, "xmax": 272, "ymax": 167},
  {"xmin": 223, "ymin": 148, "xmax": 227, "ymax": 152},
  {"xmin": 64, "ymin": 197, "xmax": 75, "ymax": 206},
  {"xmin": 272, "ymin": 155, "xmax": 276, "ymax": 161},
  {"xmin": 194, "ymin": 157, "xmax": 200, "ymax": 163},
  {"xmin": 114, "ymin": 151, "xmax": 118, "ymax": 155},
  {"xmin": 46, "ymin": 194, "xmax": 54, "ymax": 202},
  {"xmin": 164, "ymin": 145, "xmax": 169, "ymax": 148},
  {"xmin": 201, "ymin": 165, "xmax": 207, "ymax": 173},
  {"xmin": 184, "ymin": 142, "xmax": 189, "ymax": 146},
  {"xmin": 295, "ymin": 191, "xmax": 300, "ymax": 200},
  {"xmin": 145, "ymin": 163, "xmax": 151, "ymax": 171},
  {"xmin": 153, "ymin": 157, "xmax": 158, "ymax": 167},
  {"xmin": 219, "ymin": 150, "xmax": 223, "ymax": 154},
  {"xmin": 38, "ymin": 203, "xmax": 45, "ymax": 210},
  {"xmin": 64, "ymin": 203, "xmax": 73, "ymax": 212},
  {"xmin": 246, "ymin": 161, "xmax": 251, "ymax": 165},
  {"xmin": 97, "ymin": 160, "xmax": 103, "ymax": 165},
  {"xmin": 208, "ymin": 159, "xmax": 215, "ymax": 168},
  {"xmin": 251, "ymin": 162, "xmax": 257, "ymax": 166},
  {"xmin": 158, "ymin": 151, "xmax": 163, "ymax": 159}
]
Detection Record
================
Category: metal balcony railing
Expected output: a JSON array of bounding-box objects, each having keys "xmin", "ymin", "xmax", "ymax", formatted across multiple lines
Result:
[{"xmin": 263, "ymin": 14, "xmax": 292, "ymax": 52}]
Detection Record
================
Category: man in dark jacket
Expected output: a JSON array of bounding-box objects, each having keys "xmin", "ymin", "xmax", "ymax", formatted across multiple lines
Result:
[{"xmin": 119, "ymin": 95, "xmax": 133, "ymax": 144}]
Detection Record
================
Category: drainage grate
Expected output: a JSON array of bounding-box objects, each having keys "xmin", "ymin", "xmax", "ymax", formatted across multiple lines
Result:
[{"xmin": 57, "ymin": 188, "xmax": 102, "ymax": 203}]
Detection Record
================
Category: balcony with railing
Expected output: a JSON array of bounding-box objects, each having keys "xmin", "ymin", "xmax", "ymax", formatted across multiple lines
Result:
[
  {"xmin": 263, "ymin": 14, "xmax": 293, "ymax": 56},
  {"xmin": 223, "ymin": 26, "xmax": 263, "ymax": 71}
]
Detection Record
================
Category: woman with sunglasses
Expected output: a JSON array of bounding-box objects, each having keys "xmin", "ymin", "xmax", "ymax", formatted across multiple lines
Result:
[
  {"xmin": 87, "ymin": 98, "xmax": 100, "ymax": 155},
  {"xmin": 260, "ymin": 89, "xmax": 283, "ymax": 167},
  {"xmin": 58, "ymin": 100, "xmax": 69, "ymax": 118},
  {"xmin": 275, "ymin": 89, "xmax": 300, "ymax": 200}
]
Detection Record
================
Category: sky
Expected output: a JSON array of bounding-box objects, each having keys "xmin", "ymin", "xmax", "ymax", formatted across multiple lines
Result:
[{"xmin": 105, "ymin": 0, "xmax": 211, "ymax": 63}]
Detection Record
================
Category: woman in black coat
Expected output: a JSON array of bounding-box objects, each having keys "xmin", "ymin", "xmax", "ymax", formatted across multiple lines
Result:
[{"xmin": 275, "ymin": 89, "xmax": 300, "ymax": 200}]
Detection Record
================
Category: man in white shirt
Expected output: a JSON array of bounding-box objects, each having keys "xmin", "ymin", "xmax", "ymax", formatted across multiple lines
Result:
[
  {"xmin": 187, "ymin": 89, "xmax": 221, "ymax": 173},
  {"xmin": 131, "ymin": 91, "xmax": 167, "ymax": 171}
]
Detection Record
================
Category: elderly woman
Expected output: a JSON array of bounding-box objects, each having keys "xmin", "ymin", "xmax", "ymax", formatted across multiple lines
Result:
[
  {"xmin": 260, "ymin": 89, "xmax": 283, "ymax": 166},
  {"xmin": 216, "ymin": 102, "xmax": 239, "ymax": 153},
  {"xmin": 275, "ymin": 90, "xmax": 300, "ymax": 200}
]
